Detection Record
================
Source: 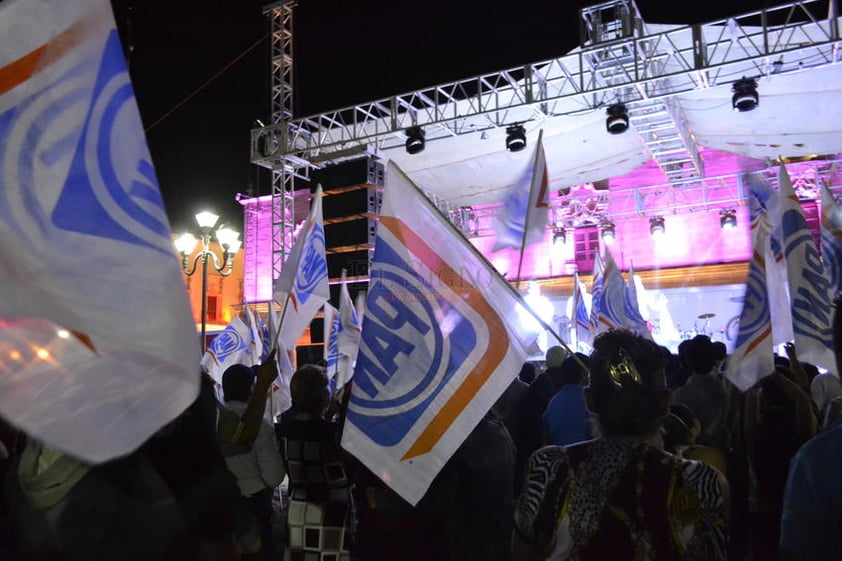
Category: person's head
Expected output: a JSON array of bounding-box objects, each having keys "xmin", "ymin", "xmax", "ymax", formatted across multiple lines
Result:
[
  {"xmin": 559, "ymin": 352, "xmax": 590, "ymax": 385},
  {"xmin": 221, "ymin": 364, "xmax": 256, "ymax": 402},
  {"xmin": 662, "ymin": 403, "xmax": 702, "ymax": 452},
  {"xmin": 585, "ymin": 330, "xmax": 670, "ymax": 438},
  {"xmin": 518, "ymin": 362, "xmax": 537, "ymax": 385},
  {"xmin": 546, "ymin": 346, "xmax": 567, "ymax": 369},
  {"xmin": 684, "ymin": 335, "xmax": 716, "ymax": 375},
  {"xmin": 711, "ymin": 341, "xmax": 727, "ymax": 364},
  {"xmin": 290, "ymin": 364, "xmax": 330, "ymax": 416}
]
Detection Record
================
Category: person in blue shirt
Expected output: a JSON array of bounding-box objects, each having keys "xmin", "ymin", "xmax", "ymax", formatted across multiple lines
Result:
[
  {"xmin": 779, "ymin": 296, "xmax": 842, "ymax": 561},
  {"xmin": 542, "ymin": 353, "xmax": 591, "ymax": 446}
]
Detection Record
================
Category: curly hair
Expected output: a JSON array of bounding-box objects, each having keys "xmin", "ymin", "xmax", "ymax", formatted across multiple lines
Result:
[{"xmin": 588, "ymin": 330, "xmax": 670, "ymax": 437}]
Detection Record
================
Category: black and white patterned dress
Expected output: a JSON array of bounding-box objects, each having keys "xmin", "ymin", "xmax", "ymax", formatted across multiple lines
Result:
[
  {"xmin": 276, "ymin": 416, "xmax": 353, "ymax": 561},
  {"xmin": 514, "ymin": 436, "xmax": 728, "ymax": 561}
]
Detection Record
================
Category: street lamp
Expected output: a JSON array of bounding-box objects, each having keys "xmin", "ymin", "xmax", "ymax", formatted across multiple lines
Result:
[{"xmin": 174, "ymin": 211, "xmax": 242, "ymax": 352}]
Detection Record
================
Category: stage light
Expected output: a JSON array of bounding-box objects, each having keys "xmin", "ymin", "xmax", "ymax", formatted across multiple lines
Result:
[
  {"xmin": 732, "ymin": 77, "xmax": 759, "ymax": 112},
  {"xmin": 553, "ymin": 228, "xmax": 567, "ymax": 247},
  {"xmin": 601, "ymin": 221, "xmax": 616, "ymax": 244},
  {"xmin": 649, "ymin": 216, "xmax": 665, "ymax": 237},
  {"xmin": 405, "ymin": 126, "xmax": 425, "ymax": 154},
  {"xmin": 606, "ymin": 103, "xmax": 629, "ymax": 134},
  {"xmin": 506, "ymin": 124, "xmax": 527, "ymax": 152},
  {"xmin": 720, "ymin": 209, "xmax": 738, "ymax": 230}
]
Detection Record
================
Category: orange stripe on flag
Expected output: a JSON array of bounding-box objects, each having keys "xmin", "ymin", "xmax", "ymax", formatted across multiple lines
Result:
[
  {"xmin": 0, "ymin": 45, "xmax": 49, "ymax": 96},
  {"xmin": 377, "ymin": 216, "xmax": 511, "ymax": 461},
  {"xmin": 0, "ymin": 20, "xmax": 91, "ymax": 97},
  {"xmin": 69, "ymin": 330, "xmax": 99, "ymax": 355}
]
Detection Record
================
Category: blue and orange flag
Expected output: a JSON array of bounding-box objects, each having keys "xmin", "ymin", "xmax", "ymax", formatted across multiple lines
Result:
[
  {"xmin": 342, "ymin": 162, "xmax": 537, "ymax": 505},
  {"xmin": 779, "ymin": 163, "xmax": 835, "ymax": 372},
  {"xmin": 0, "ymin": 0, "xmax": 199, "ymax": 462},
  {"xmin": 726, "ymin": 197, "xmax": 774, "ymax": 390}
]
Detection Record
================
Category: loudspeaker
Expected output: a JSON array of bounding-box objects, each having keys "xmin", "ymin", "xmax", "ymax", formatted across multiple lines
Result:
[
  {"xmin": 327, "ymin": 249, "xmax": 372, "ymax": 279},
  {"xmin": 325, "ymin": 218, "xmax": 377, "ymax": 251},
  {"xmin": 295, "ymin": 344, "xmax": 323, "ymax": 367},
  {"xmin": 311, "ymin": 157, "xmax": 384, "ymax": 193},
  {"xmin": 328, "ymin": 281, "xmax": 368, "ymax": 310},
  {"xmin": 323, "ymin": 187, "xmax": 382, "ymax": 220},
  {"xmin": 309, "ymin": 317, "xmax": 324, "ymax": 344}
]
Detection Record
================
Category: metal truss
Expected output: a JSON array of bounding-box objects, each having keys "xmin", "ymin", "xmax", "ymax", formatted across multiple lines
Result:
[
  {"xmin": 263, "ymin": 1, "xmax": 300, "ymax": 286},
  {"xmin": 252, "ymin": 0, "xmax": 841, "ymax": 173},
  {"xmin": 450, "ymin": 156, "xmax": 842, "ymax": 239}
]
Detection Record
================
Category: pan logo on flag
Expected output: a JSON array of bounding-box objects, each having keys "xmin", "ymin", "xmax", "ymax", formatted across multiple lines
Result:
[
  {"xmin": 208, "ymin": 328, "xmax": 248, "ymax": 366},
  {"xmin": 49, "ymin": 32, "xmax": 171, "ymax": 253},
  {"xmin": 294, "ymin": 222, "xmax": 327, "ymax": 304},
  {"xmin": 348, "ymin": 235, "xmax": 479, "ymax": 447}
]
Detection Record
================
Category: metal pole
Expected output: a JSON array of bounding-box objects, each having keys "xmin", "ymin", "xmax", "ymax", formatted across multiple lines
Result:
[{"xmin": 200, "ymin": 250, "xmax": 209, "ymax": 353}]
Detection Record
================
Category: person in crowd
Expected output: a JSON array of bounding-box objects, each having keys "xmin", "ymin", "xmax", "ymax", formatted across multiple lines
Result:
[
  {"xmin": 275, "ymin": 364, "xmax": 354, "ymax": 561},
  {"xmin": 743, "ymin": 366, "xmax": 815, "ymax": 561},
  {"xmin": 780, "ymin": 297, "xmax": 842, "ymax": 560},
  {"xmin": 662, "ymin": 403, "xmax": 728, "ymax": 475},
  {"xmin": 146, "ymin": 372, "xmax": 262, "ymax": 559},
  {"xmin": 4, "ymin": 432, "xmax": 188, "ymax": 560},
  {"xmin": 513, "ymin": 329, "xmax": 729, "ymax": 561},
  {"xmin": 809, "ymin": 367, "xmax": 842, "ymax": 422},
  {"xmin": 542, "ymin": 353, "xmax": 591, "ymax": 446},
  {"xmin": 352, "ymin": 409, "xmax": 516, "ymax": 561},
  {"xmin": 512, "ymin": 346, "xmax": 569, "ymax": 487},
  {"xmin": 220, "ymin": 363, "xmax": 286, "ymax": 561},
  {"xmin": 518, "ymin": 362, "xmax": 537, "ymax": 385},
  {"xmin": 492, "ymin": 363, "xmax": 530, "ymax": 444},
  {"xmin": 672, "ymin": 335, "xmax": 728, "ymax": 450}
]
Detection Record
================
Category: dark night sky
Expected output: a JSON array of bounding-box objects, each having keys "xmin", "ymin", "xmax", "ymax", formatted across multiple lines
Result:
[{"xmin": 110, "ymin": 0, "xmax": 772, "ymax": 235}]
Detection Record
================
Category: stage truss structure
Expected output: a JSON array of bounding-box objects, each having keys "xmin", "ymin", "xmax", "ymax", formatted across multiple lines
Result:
[{"xmin": 253, "ymin": 0, "xmax": 841, "ymax": 282}]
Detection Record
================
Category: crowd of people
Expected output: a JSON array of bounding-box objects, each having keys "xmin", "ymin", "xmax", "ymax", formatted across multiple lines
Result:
[{"xmin": 2, "ymin": 304, "xmax": 842, "ymax": 560}]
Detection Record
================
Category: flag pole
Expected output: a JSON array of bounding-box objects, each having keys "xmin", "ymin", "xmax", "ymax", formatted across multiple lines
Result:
[
  {"xmin": 515, "ymin": 129, "xmax": 545, "ymax": 290},
  {"xmin": 271, "ymin": 291, "xmax": 292, "ymax": 354},
  {"xmin": 389, "ymin": 162, "xmax": 586, "ymax": 372}
]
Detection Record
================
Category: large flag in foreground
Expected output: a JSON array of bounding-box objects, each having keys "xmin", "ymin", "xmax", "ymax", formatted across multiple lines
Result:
[
  {"xmin": 821, "ymin": 183, "xmax": 842, "ymax": 298},
  {"xmin": 0, "ymin": 0, "xmax": 199, "ymax": 462},
  {"xmin": 273, "ymin": 185, "xmax": 330, "ymax": 351},
  {"xmin": 779, "ymin": 163, "xmax": 835, "ymax": 371},
  {"xmin": 727, "ymin": 199, "xmax": 774, "ymax": 390},
  {"xmin": 491, "ymin": 130, "xmax": 549, "ymax": 252},
  {"xmin": 342, "ymin": 162, "xmax": 537, "ymax": 505}
]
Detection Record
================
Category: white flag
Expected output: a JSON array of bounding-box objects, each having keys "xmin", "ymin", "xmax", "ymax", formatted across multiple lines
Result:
[
  {"xmin": 0, "ymin": 0, "xmax": 199, "ymax": 462},
  {"xmin": 273, "ymin": 185, "xmax": 330, "ymax": 351},
  {"xmin": 201, "ymin": 316, "xmax": 253, "ymax": 388},
  {"xmin": 572, "ymin": 272, "xmax": 591, "ymax": 350},
  {"xmin": 589, "ymin": 252, "xmax": 604, "ymax": 335},
  {"xmin": 624, "ymin": 262, "xmax": 652, "ymax": 338},
  {"xmin": 335, "ymin": 270, "xmax": 362, "ymax": 390},
  {"xmin": 323, "ymin": 302, "xmax": 341, "ymax": 378},
  {"xmin": 821, "ymin": 183, "xmax": 842, "ymax": 299},
  {"xmin": 727, "ymin": 199, "xmax": 775, "ymax": 390},
  {"xmin": 779, "ymin": 163, "xmax": 835, "ymax": 371},
  {"xmin": 342, "ymin": 162, "xmax": 537, "ymax": 505},
  {"xmin": 597, "ymin": 248, "xmax": 627, "ymax": 333},
  {"xmin": 491, "ymin": 130, "xmax": 549, "ymax": 251}
]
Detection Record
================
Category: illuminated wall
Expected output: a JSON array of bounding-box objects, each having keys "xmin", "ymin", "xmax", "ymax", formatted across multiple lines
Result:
[{"xmin": 177, "ymin": 240, "xmax": 245, "ymax": 333}]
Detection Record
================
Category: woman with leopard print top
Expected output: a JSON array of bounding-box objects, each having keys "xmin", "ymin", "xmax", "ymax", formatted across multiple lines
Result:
[{"xmin": 512, "ymin": 330, "xmax": 729, "ymax": 561}]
